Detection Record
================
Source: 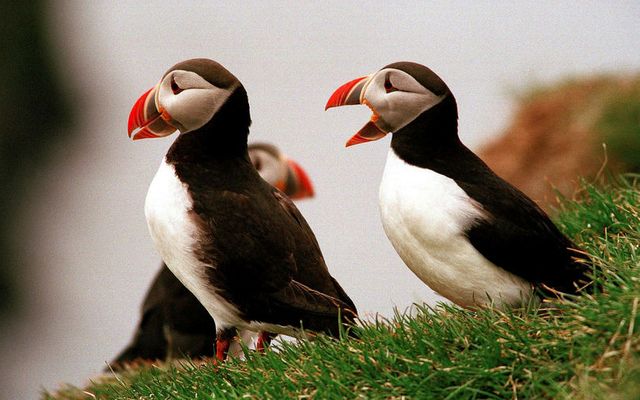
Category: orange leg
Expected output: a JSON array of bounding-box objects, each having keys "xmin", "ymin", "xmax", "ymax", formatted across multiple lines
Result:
[
  {"xmin": 215, "ymin": 328, "xmax": 236, "ymax": 362},
  {"xmin": 256, "ymin": 331, "xmax": 276, "ymax": 352}
]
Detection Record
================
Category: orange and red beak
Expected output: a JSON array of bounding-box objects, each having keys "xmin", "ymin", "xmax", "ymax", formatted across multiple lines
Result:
[
  {"xmin": 284, "ymin": 158, "xmax": 314, "ymax": 200},
  {"xmin": 250, "ymin": 143, "xmax": 316, "ymax": 200},
  {"xmin": 127, "ymin": 84, "xmax": 177, "ymax": 140},
  {"xmin": 325, "ymin": 74, "xmax": 388, "ymax": 147}
]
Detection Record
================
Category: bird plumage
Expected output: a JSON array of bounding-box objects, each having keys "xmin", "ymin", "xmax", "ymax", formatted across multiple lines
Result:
[
  {"xmin": 127, "ymin": 58, "xmax": 356, "ymax": 361},
  {"xmin": 327, "ymin": 61, "xmax": 590, "ymax": 308},
  {"xmin": 111, "ymin": 144, "xmax": 315, "ymax": 368}
]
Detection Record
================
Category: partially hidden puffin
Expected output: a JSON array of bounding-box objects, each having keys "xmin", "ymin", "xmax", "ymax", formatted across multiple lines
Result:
[
  {"xmin": 325, "ymin": 61, "xmax": 590, "ymax": 308},
  {"xmin": 128, "ymin": 58, "xmax": 357, "ymax": 360},
  {"xmin": 111, "ymin": 143, "xmax": 315, "ymax": 368}
]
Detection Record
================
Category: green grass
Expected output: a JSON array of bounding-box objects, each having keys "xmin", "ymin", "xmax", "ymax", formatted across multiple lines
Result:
[
  {"xmin": 48, "ymin": 176, "xmax": 640, "ymax": 399},
  {"xmin": 598, "ymin": 79, "xmax": 640, "ymax": 170}
]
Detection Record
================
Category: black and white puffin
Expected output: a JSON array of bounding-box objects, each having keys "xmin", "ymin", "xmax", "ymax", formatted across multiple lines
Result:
[
  {"xmin": 325, "ymin": 61, "xmax": 590, "ymax": 309},
  {"xmin": 248, "ymin": 143, "xmax": 315, "ymax": 200},
  {"xmin": 127, "ymin": 58, "xmax": 357, "ymax": 360},
  {"xmin": 111, "ymin": 143, "xmax": 315, "ymax": 368}
]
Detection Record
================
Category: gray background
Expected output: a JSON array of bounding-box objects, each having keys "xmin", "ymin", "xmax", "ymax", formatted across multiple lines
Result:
[{"xmin": 1, "ymin": 2, "xmax": 639, "ymax": 399}]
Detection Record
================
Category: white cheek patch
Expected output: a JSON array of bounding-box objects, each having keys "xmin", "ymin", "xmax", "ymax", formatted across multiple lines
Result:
[
  {"xmin": 388, "ymin": 71, "xmax": 430, "ymax": 95},
  {"xmin": 165, "ymin": 87, "xmax": 229, "ymax": 132},
  {"xmin": 385, "ymin": 90, "xmax": 445, "ymax": 131},
  {"xmin": 172, "ymin": 70, "xmax": 213, "ymax": 90},
  {"xmin": 364, "ymin": 69, "xmax": 446, "ymax": 133},
  {"xmin": 249, "ymin": 150, "xmax": 284, "ymax": 186},
  {"xmin": 157, "ymin": 70, "xmax": 237, "ymax": 133}
]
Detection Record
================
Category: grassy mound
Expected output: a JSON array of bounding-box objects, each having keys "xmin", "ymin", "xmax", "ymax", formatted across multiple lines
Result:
[{"xmin": 48, "ymin": 176, "xmax": 640, "ymax": 399}]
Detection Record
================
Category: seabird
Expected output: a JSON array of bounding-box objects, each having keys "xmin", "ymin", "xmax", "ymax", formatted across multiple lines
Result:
[
  {"xmin": 326, "ymin": 61, "xmax": 589, "ymax": 308},
  {"xmin": 128, "ymin": 58, "xmax": 357, "ymax": 361}
]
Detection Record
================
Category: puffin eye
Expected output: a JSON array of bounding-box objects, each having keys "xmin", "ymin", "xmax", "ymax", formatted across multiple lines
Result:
[
  {"xmin": 384, "ymin": 75, "xmax": 397, "ymax": 93},
  {"xmin": 171, "ymin": 77, "xmax": 183, "ymax": 95}
]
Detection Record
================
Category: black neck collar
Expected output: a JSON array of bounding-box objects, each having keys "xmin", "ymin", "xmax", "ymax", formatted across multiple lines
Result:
[
  {"xmin": 390, "ymin": 96, "xmax": 465, "ymax": 169},
  {"xmin": 166, "ymin": 86, "xmax": 252, "ymax": 165}
]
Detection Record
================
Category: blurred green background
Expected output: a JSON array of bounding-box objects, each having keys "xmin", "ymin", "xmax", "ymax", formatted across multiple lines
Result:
[{"xmin": 0, "ymin": 1, "xmax": 72, "ymax": 320}]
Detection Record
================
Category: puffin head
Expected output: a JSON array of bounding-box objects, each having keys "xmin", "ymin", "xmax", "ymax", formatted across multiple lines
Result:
[
  {"xmin": 128, "ymin": 58, "xmax": 247, "ymax": 140},
  {"xmin": 249, "ymin": 143, "xmax": 315, "ymax": 200},
  {"xmin": 325, "ymin": 62, "xmax": 457, "ymax": 146}
]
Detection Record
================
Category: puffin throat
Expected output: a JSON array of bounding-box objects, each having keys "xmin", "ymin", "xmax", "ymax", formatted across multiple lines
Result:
[
  {"xmin": 345, "ymin": 99, "xmax": 388, "ymax": 147},
  {"xmin": 166, "ymin": 86, "xmax": 252, "ymax": 162},
  {"xmin": 389, "ymin": 95, "xmax": 462, "ymax": 169}
]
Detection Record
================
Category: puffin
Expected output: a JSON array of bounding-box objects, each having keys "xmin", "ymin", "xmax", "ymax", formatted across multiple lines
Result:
[
  {"xmin": 127, "ymin": 58, "xmax": 357, "ymax": 361},
  {"xmin": 111, "ymin": 143, "xmax": 315, "ymax": 368},
  {"xmin": 325, "ymin": 61, "xmax": 590, "ymax": 309}
]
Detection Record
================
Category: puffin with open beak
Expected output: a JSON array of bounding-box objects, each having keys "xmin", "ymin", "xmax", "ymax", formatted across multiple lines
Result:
[
  {"xmin": 111, "ymin": 143, "xmax": 315, "ymax": 369},
  {"xmin": 326, "ymin": 61, "xmax": 590, "ymax": 309},
  {"xmin": 127, "ymin": 58, "xmax": 357, "ymax": 362}
]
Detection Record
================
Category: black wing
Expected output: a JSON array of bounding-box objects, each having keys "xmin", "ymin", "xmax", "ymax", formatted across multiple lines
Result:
[
  {"xmin": 272, "ymin": 188, "xmax": 358, "ymax": 315},
  {"xmin": 192, "ymin": 181, "xmax": 356, "ymax": 336},
  {"xmin": 110, "ymin": 264, "xmax": 216, "ymax": 370},
  {"xmin": 458, "ymin": 166, "xmax": 590, "ymax": 294}
]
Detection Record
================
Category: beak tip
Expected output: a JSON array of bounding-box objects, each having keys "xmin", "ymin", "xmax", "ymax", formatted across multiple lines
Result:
[
  {"xmin": 345, "ymin": 136, "xmax": 362, "ymax": 147},
  {"xmin": 325, "ymin": 75, "xmax": 369, "ymax": 111},
  {"xmin": 324, "ymin": 98, "xmax": 339, "ymax": 111}
]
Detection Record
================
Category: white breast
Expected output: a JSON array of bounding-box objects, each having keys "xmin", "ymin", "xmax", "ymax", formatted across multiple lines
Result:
[
  {"xmin": 144, "ymin": 159, "xmax": 243, "ymax": 329},
  {"xmin": 378, "ymin": 149, "xmax": 532, "ymax": 308}
]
